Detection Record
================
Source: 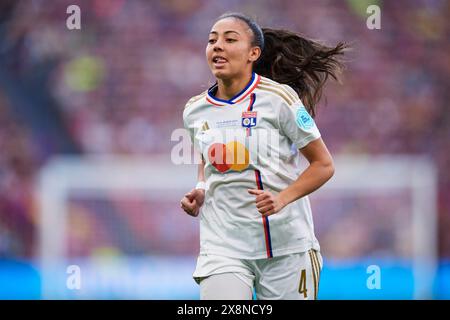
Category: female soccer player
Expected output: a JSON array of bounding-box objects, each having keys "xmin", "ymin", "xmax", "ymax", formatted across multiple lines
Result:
[{"xmin": 181, "ymin": 12, "xmax": 346, "ymax": 300}]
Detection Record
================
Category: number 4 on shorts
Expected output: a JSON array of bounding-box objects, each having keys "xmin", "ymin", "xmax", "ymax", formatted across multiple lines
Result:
[{"xmin": 298, "ymin": 269, "xmax": 307, "ymax": 298}]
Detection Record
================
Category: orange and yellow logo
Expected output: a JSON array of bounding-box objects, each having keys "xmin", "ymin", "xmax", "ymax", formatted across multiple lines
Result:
[{"xmin": 208, "ymin": 141, "xmax": 250, "ymax": 173}]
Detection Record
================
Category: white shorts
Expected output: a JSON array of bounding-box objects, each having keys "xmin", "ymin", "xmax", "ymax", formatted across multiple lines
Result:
[{"xmin": 193, "ymin": 249, "xmax": 323, "ymax": 300}]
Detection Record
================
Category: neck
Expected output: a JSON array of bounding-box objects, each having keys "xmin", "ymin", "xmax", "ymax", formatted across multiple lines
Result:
[{"xmin": 216, "ymin": 73, "xmax": 253, "ymax": 100}]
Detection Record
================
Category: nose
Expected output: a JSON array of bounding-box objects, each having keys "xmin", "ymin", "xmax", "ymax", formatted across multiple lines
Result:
[{"xmin": 213, "ymin": 39, "xmax": 224, "ymax": 52}]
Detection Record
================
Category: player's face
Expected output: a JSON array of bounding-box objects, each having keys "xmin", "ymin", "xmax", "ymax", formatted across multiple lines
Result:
[{"xmin": 206, "ymin": 18, "xmax": 260, "ymax": 80}]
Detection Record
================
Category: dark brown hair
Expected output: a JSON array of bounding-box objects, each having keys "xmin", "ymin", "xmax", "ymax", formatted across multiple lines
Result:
[{"xmin": 217, "ymin": 13, "xmax": 347, "ymax": 117}]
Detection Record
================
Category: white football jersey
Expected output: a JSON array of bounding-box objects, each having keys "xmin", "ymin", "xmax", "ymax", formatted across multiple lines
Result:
[{"xmin": 183, "ymin": 73, "xmax": 322, "ymax": 259}]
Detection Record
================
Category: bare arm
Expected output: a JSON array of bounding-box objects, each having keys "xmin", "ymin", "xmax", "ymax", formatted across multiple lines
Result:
[
  {"xmin": 180, "ymin": 157, "xmax": 206, "ymax": 217},
  {"xmin": 279, "ymin": 137, "xmax": 334, "ymax": 205},
  {"xmin": 197, "ymin": 158, "xmax": 205, "ymax": 183},
  {"xmin": 248, "ymin": 138, "xmax": 334, "ymax": 216}
]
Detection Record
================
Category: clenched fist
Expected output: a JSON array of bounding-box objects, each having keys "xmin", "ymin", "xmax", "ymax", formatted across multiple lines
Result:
[
  {"xmin": 248, "ymin": 189, "xmax": 285, "ymax": 217},
  {"xmin": 180, "ymin": 188, "xmax": 205, "ymax": 217}
]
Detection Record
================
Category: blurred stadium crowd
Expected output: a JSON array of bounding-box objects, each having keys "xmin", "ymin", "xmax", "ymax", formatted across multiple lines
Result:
[{"xmin": 0, "ymin": 0, "xmax": 448, "ymax": 262}]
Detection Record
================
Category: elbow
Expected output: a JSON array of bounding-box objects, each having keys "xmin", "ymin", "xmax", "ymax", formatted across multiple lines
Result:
[
  {"xmin": 323, "ymin": 159, "xmax": 335, "ymax": 181},
  {"xmin": 311, "ymin": 158, "xmax": 335, "ymax": 183},
  {"xmin": 328, "ymin": 162, "xmax": 335, "ymax": 179}
]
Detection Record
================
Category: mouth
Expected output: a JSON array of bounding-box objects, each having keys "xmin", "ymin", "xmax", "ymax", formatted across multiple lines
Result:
[{"xmin": 212, "ymin": 56, "xmax": 228, "ymax": 67}]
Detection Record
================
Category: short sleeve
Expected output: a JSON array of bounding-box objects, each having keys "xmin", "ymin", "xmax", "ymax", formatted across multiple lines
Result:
[
  {"xmin": 183, "ymin": 107, "xmax": 203, "ymax": 161},
  {"xmin": 278, "ymin": 100, "xmax": 321, "ymax": 149},
  {"xmin": 182, "ymin": 91, "xmax": 206, "ymax": 146},
  {"xmin": 182, "ymin": 111, "xmax": 195, "ymax": 146}
]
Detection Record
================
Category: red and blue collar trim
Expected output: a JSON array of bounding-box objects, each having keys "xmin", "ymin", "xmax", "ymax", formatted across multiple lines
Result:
[{"xmin": 206, "ymin": 73, "xmax": 261, "ymax": 106}]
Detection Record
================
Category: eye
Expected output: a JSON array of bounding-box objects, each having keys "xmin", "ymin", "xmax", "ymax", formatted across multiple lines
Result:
[
  {"xmin": 226, "ymin": 39, "xmax": 237, "ymax": 43},
  {"xmin": 208, "ymin": 39, "xmax": 216, "ymax": 44}
]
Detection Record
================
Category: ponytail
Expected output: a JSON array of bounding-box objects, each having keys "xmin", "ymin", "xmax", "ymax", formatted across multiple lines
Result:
[
  {"xmin": 215, "ymin": 13, "xmax": 347, "ymax": 117},
  {"xmin": 254, "ymin": 28, "xmax": 347, "ymax": 117}
]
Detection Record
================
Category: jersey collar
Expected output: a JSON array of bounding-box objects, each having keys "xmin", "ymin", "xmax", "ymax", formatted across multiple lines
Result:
[{"xmin": 206, "ymin": 73, "xmax": 261, "ymax": 106}]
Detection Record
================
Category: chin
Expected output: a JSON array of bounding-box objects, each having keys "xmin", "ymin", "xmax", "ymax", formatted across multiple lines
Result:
[{"xmin": 212, "ymin": 69, "xmax": 232, "ymax": 80}]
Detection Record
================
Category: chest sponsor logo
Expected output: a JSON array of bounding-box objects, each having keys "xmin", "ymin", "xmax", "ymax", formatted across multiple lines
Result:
[{"xmin": 208, "ymin": 141, "xmax": 249, "ymax": 173}]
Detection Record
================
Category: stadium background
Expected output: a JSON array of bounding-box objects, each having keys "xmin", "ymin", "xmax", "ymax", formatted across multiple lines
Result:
[{"xmin": 0, "ymin": 0, "xmax": 449, "ymax": 299}]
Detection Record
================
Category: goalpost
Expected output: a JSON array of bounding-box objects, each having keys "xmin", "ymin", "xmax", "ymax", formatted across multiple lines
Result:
[
  {"xmin": 315, "ymin": 155, "xmax": 438, "ymax": 299},
  {"xmin": 36, "ymin": 154, "xmax": 437, "ymax": 299}
]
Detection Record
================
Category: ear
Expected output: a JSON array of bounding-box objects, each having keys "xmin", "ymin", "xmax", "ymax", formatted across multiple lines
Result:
[{"xmin": 248, "ymin": 46, "xmax": 261, "ymax": 63}]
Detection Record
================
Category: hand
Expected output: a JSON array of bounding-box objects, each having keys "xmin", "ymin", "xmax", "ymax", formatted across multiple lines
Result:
[
  {"xmin": 180, "ymin": 188, "xmax": 205, "ymax": 217},
  {"xmin": 248, "ymin": 189, "xmax": 285, "ymax": 217}
]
